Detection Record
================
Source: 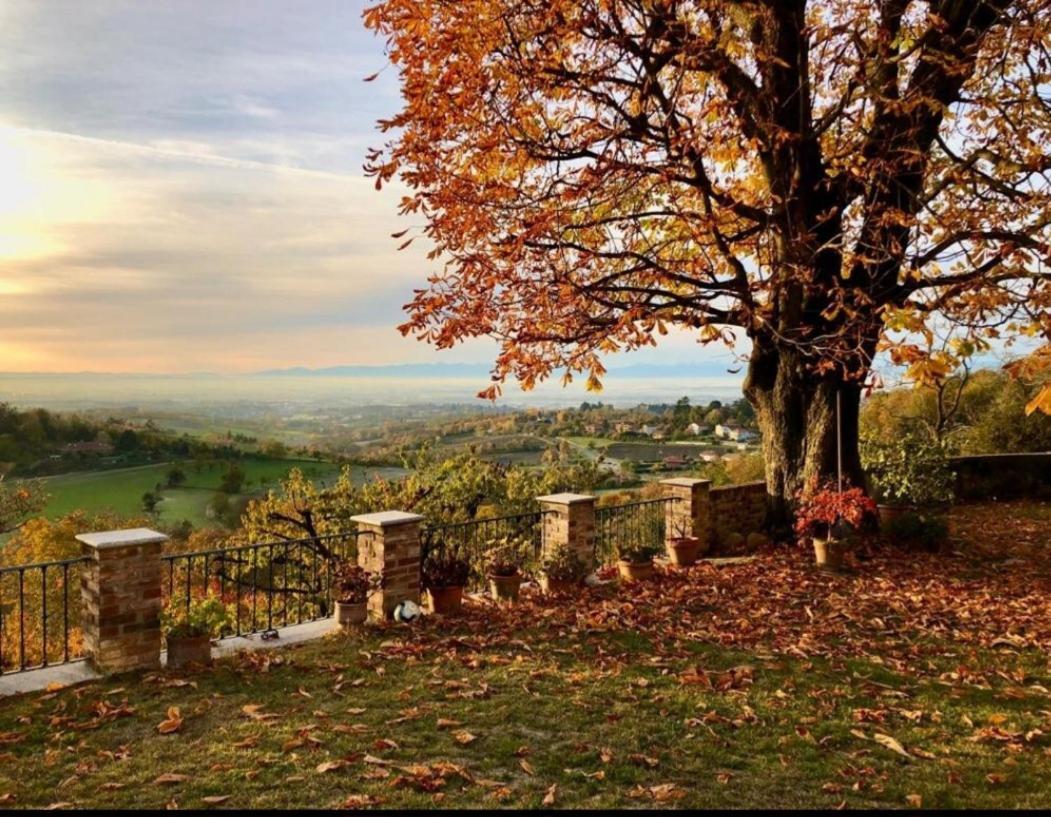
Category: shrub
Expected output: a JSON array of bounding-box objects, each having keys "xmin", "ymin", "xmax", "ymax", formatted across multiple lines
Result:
[
  {"xmin": 617, "ymin": 540, "xmax": 662, "ymax": 563},
  {"xmin": 540, "ymin": 545, "xmax": 588, "ymax": 582},
  {"xmin": 162, "ymin": 595, "xmax": 231, "ymax": 640},
  {"xmin": 861, "ymin": 434, "xmax": 955, "ymax": 506},
  {"xmin": 883, "ymin": 510, "xmax": 949, "ymax": 552},
  {"xmin": 422, "ymin": 551, "xmax": 470, "ymax": 589},
  {"xmin": 794, "ymin": 484, "xmax": 877, "ymax": 541},
  {"xmin": 333, "ymin": 562, "xmax": 378, "ymax": 605},
  {"xmin": 486, "ymin": 534, "xmax": 527, "ymax": 576}
]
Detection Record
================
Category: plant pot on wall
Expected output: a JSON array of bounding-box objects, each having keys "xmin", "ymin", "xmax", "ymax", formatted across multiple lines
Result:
[
  {"xmin": 667, "ymin": 536, "xmax": 703, "ymax": 567},
  {"xmin": 335, "ymin": 600, "xmax": 367, "ymax": 628},
  {"xmin": 489, "ymin": 572, "xmax": 522, "ymax": 602},
  {"xmin": 427, "ymin": 585, "xmax": 464, "ymax": 615},
  {"xmin": 811, "ymin": 537, "xmax": 846, "ymax": 571},
  {"xmin": 166, "ymin": 633, "xmax": 212, "ymax": 670},
  {"xmin": 617, "ymin": 559, "xmax": 655, "ymax": 582}
]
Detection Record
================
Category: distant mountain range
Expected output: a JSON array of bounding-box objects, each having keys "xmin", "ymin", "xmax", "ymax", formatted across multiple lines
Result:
[
  {"xmin": 254, "ymin": 361, "xmax": 745, "ymax": 379},
  {"xmin": 0, "ymin": 361, "xmax": 746, "ymax": 380}
]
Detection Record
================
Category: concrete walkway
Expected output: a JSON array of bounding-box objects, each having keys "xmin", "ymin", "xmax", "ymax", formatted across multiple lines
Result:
[{"xmin": 0, "ymin": 618, "xmax": 340, "ymax": 699}]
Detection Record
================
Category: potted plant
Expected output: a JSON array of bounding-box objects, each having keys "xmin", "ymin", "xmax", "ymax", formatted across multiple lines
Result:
[
  {"xmin": 487, "ymin": 543, "xmax": 523, "ymax": 602},
  {"xmin": 332, "ymin": 562, "xmax": 377, "ymax": 628},
  {"xmin": 794, "ymin": 483, "xmax": 877, "ymax": 570},
  {"xmin": 617, "ymin": 541, "xmax": 662, "ymax": 581},
  {"xmin": 538, "ymin": 545, "xmax": 588, "ymax": 594},
  {"xmin": 161, "ymin": 595, "xmax": 230, "ymax": 670},
  {"xmin": 422, "ymin": 550, "xmax": 470, "ymax": 614},
  {"xmin": 861, "ymin": 434, "xmax": 955, "ymax": 524},
  {"xmin": 666, "ymin": 518, "xmax": 706, "ymax": 567}
]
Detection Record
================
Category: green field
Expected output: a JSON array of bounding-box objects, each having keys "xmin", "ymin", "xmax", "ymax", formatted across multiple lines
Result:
[{"xmin": 40, "ymin": 459, "xmax": 406, "ymax": 528}]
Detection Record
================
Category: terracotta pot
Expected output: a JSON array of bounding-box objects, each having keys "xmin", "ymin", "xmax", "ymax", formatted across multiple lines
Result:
[
  {"xmin": 617, "ymin": 559, "xmax": 655, "ymax": 582},
  {"xmin": 539, "ymin": 574, "xmax": 577, "ymax": 594},
  {"xmin": 812, "ymin": 537, "xmax": 845, "ymax": 570},
  {"xmin": 427, "ymin": 585, "xmax": 464, "ymax": 615},
  {"xmin": 667, "ymin": 536, "xmax": 702, "ymax": 567},
  {"xmin": 877, "ymin": 503, "xmax": 915, "ymax": 526},
  {"xmin": 166, "ymin": 633, "xmax": 212, "ymax": 670},
  {"xmin": 335, "ymin": 600, "xmax": 367, "ymax": 628},
  {"xmin": 489, "ymin": 572, "xmax": 522, "ymax": 602}
]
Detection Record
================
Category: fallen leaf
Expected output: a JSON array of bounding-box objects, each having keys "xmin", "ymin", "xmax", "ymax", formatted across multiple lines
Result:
[
  {"xmin": 543, "ymin": 784, "xmax": 557, "ymax": 805},
  {"xmin": 453, "ymin": 730, "xmax": 478, "ymax": 745},
  {"xmin": 156, "ymin": 706, "xmax": 183, "ymax": 735},
  {"xmin": 154, "ymin": 774, "xmax": 190, "ymax": 786},
  {"xmin": 873, "ymin": 733, "xmax": 910, "ymax": 759}
]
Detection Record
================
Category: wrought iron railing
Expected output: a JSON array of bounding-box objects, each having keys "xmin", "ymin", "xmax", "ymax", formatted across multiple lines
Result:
[
  {"xmin": 594, "ymin": 497, "xmax": 675, "ymax": 565},
  {"xmin": 421, "ymin": 510, "xmax": 547, "ymax": 589},
  {"xmin": 0, "ymin": 556, "xmax": 90, "ymax": 675},
  {"xmin": 160, "ymin": 532, "xmax": 361, "ymax": 640}
]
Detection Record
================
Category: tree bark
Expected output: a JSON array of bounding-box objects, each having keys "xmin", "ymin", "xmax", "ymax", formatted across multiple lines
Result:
[{"xmin": 743, "ymin": 341, "xmax": 864, "ymax": 529}]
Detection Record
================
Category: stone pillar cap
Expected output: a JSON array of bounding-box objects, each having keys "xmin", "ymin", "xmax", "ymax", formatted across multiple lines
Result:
[
  {"xmin": 350, "ymin": 510, "xmax": 425, "ymax": 527},
  {"xmin": 660, "ymin": 477, "xmax": 712, "ymax": 487},
  {"xmin": 536, "ymin": 492, "xmax": 596, "ymax": 505},
  {"xmin": 76, "ymin": 528, "xmax": 170, "ymax": 549}
]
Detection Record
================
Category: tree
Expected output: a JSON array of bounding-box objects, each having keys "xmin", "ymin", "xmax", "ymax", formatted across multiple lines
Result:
[
  {"xmin": 365, "ymin": 1, "xmax": 1051, "ymax": 519},
  {"xmin": 219, "ymin": 463, "xmax": 245, "ymax": 495},
  {"xmin": 141, "ymin": 491, "xmax": 160, "ymax": 514},
  {"xmin": 671, "ymin": 396, "xmax": 692, "ymax": 433},
  {"xmin": 0, "ymin": 476, "xmax": 46, "ymax": 535},
  {"xmin": 166, "ymin": 465, "xmax": 187, "ymax": 488}
]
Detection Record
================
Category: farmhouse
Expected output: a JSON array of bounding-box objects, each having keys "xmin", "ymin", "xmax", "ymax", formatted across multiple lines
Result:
[{"xmin": 715, "ymin": 424, "xmax": 758, "ymax": 442}]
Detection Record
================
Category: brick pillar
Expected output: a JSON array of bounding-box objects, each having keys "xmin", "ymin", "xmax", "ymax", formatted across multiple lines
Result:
[
  {"xmin": 76, "ymin": 528, "xmax": 167, "ymax": 675},
  {"xmin": 350, "ymin": 511, "xmax": 423, "ymax": 621},
  {"xmin": 538, "ymin": 493, "xmax": 596, "ymax": 569},
  {"xmin": 661, "ymin": 478, "xmax": 712, "ymax": 551}
]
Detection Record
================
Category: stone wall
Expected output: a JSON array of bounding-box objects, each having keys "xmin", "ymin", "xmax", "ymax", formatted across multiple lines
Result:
[
  {"xmin": 709, "ymin": 481, "xmax": 768, "ymax": 550},
  {"xmin": 950, "ymin": 453, "xmax": 1051, "ymax": 501}
]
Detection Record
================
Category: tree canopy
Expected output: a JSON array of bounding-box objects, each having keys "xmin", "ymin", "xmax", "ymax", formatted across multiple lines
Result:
[{"xmin": 365, "ymin": 0, "xmax": 1051, "ymax": 507}]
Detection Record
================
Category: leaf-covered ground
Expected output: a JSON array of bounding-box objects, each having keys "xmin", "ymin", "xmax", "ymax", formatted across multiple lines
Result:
[{"xmin": 0, "ymin": 501, "xmax": 1048, "ymax": 809}]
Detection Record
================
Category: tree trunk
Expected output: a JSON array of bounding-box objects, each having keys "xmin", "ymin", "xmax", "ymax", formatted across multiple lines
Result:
[{"xmin": 743, "ymin": 342, "xmax": 865, "ymax": 529}]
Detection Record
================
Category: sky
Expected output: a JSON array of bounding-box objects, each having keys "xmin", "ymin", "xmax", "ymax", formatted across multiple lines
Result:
[{"xmin": 0, "ymin": 0, "xmax": 737, "ymax": 378}]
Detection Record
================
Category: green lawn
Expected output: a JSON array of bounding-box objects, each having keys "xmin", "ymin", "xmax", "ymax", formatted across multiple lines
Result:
[
  {"xmin": 0, "ymin": 503, "xmax": 1048, "ymax": 809},
  {"xmin": 39, "ymin": 459, "xmax": 396, "ymax": 528}
]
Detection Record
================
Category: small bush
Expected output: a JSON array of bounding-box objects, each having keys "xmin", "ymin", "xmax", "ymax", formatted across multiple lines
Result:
[
  {"xmin": 617, "ymin": 540, "xmax": 662, "ymax": 563},
  {"xmin": 333, "ymin": 562, "xmax": 378, "ymax": 604},
  {"xmin": 861, "ymin": 433, "xmax": 955, "ymax": 506},
  {"xmin": 883, "ymin": 511, "xmax": 949, "ymax": 552},
  {"xmin": 422, "ymin": 551, "xmax": 470, "ymax": 589},
  {"xmin": 540, "ymin": 545, "xmax": 589, "ymax": 582},
  {"xmin": 162, "ymin": 595, "xmax": 231, "ymax": 639}
]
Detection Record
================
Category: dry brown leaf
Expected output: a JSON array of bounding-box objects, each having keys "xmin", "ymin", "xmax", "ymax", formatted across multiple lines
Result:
[
  {"xmin": 873, "ymin": 732, "xmax": 910, "ymax": 759},
  {"xmin": 156, "ymin": 706, "xmax": 183, "ymax": 735},
  {"xmin": 154, "ymin": 773, "xmax": 189, "ymax": 786}
]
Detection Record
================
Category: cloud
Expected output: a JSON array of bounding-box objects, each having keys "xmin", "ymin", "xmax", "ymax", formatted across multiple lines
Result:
[{"xmin": 0, "ymin": 0, "xmax": 749, "ymax": 379}]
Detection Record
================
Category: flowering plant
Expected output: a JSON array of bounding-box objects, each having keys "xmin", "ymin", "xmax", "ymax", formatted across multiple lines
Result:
[
  {"xmin": 333, "ymin": 562, "xmax": 380, "ymax": 605},
  {"xmin": 794, "ymin": 484, "xmax": 877, "ymax": 540}
]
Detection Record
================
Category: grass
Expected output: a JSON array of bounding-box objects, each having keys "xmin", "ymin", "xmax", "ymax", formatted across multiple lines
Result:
[
  {"xmin": 39, "ymin": 459, "xmax": 398, "ymax": 528},
  {"xmin": 0, "ymin": 614, "xmax": 1047, "ymax": 809},
  {"xmin": 0, "ymin": 501, "xmax": 1047, "ymax": 809}
]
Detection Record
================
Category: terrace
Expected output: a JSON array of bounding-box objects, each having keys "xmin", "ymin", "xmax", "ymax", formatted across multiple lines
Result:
[
  {"xmin": 0, "ymin": 498, "xmax": 1047, "ymax": 808},
  {"xmin": 0, "ymin": 458, "xmax": 1048, "ymax": 808}
]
